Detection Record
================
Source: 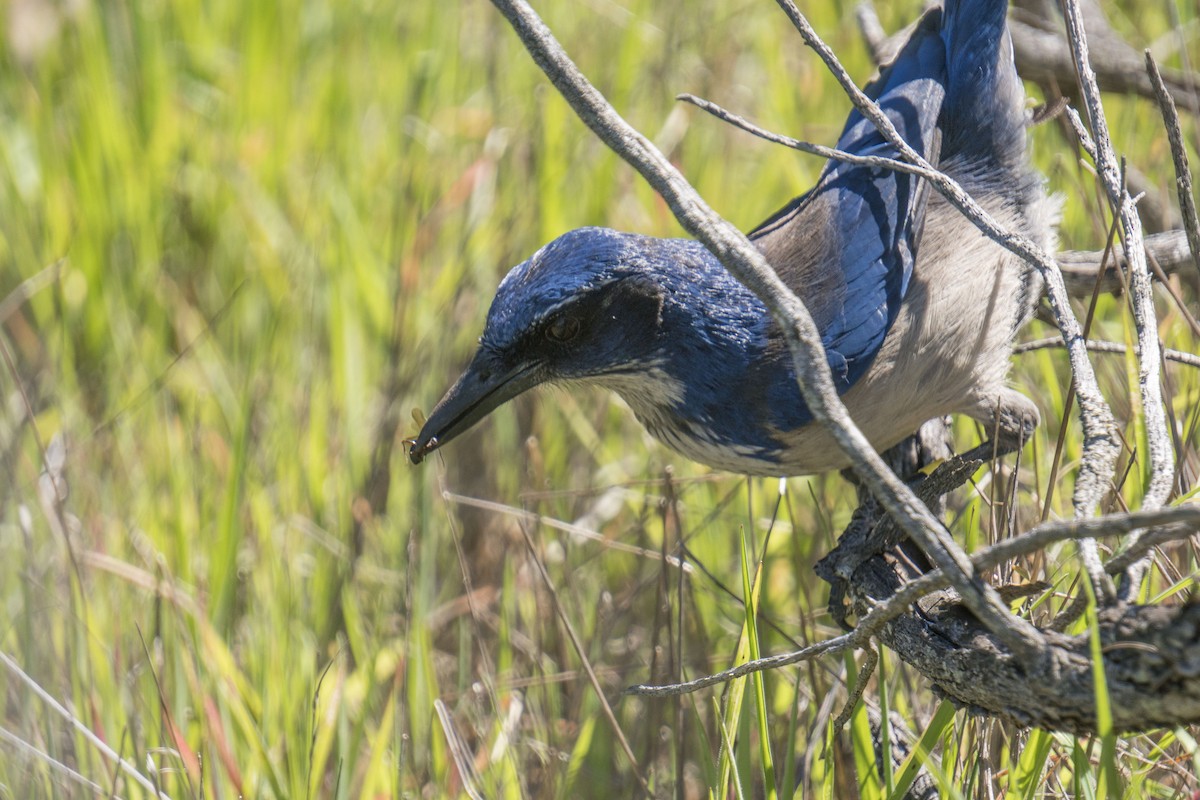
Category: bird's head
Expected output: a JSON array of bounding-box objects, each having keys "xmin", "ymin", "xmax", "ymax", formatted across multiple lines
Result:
[{"xmin": 409, "ymin": 227, "xmax": 675, "ymax": 464}]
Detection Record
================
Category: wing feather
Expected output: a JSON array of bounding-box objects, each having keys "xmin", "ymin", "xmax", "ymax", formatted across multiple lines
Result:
[{"xmin": 750, "ymin": 9, "xmax": 947, "ymax": 393}]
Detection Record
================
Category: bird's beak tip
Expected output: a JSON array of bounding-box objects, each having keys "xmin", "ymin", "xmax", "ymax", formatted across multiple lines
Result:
[
  {"xmin": 408, "ymin": 354, "xmax": 541, "ymax": 466},
  {"xmin": 407, "ymin": 434, "xmax": 439, "ymax": 465}
]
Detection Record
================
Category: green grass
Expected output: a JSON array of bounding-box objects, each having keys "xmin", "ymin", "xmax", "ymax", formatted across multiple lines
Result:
[{"xmin": 1, "ymin": 0, "xmax": 1198, "ymax": 797}]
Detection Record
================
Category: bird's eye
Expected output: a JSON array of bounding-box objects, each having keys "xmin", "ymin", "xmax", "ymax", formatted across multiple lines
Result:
[{"xmin": 545, "ymin": 315, "xmax": 580, "ymax": 343}]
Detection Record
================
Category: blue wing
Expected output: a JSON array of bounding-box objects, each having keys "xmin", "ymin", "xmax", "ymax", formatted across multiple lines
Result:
[{"xmin": 750, "ymin": 9, "xmax": 947, "ymax": 401}]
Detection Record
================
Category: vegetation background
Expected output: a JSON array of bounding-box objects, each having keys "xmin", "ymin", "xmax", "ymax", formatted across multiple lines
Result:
[{"xmin": 1, "ymin": 0, "xmax": 1198, "ymax": 796}]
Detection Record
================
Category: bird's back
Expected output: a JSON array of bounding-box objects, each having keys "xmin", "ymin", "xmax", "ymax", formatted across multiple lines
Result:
[
  {"xmin": 745, "ymin": 0, "xmax": 1055, "ymax": 473},
  {"xmin": 752, "ymin": 0, "xmax": 1032, "ymax": 307}
]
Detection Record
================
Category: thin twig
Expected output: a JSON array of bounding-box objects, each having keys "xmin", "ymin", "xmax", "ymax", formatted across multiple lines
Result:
[
  {"xmin": 968, "ymin": 505, "xmax": 1199, "ymax": 574},
  {"xmin": 1064, "ymin": 106, "xmax": 1099, "ymax": 162},
  {"xmin": 677, "ymin": 93, "xmax": 932, "ymax": 180},
  {"xmin": 442, "ymin": 490, "xmax": 695, "ymax": 572},
  {"xmin": 627, "ymin": 503, "xmax": 1199, "ymax": 697},
  {"xmin": 488, "ymin": 0, "xmax": 1045, "ymax": 661},
  {"xmin": 1145, "ymin": 50, "xmax": 1200, "ymax": 279},
  {"xmin": 1015, "ymin": 337, "xmax": 1200, "ymax": 369},
  {"xmin": 833, "ymin": 645, "xmax": 878, "ymax": 734},
  {"xmin": 678, "ymin": 91, "xmax": 1198, "ymax": 306}
]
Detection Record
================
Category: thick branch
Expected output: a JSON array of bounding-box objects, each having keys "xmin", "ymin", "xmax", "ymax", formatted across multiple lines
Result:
[
  {"xmin": 1057, "ymin": 229, "xmax": 1194, "ymax": 294},
  {"xmin": 628, "ymin": 503, "xmax": 1200, "ymax": 713},
  {"xmin": 1009, "ymin": 0, "xmax": 1200, "ymax": 115},
  {"xmin": 873, "ymin": 575, "xmax": 1200, "ymax": 733}
]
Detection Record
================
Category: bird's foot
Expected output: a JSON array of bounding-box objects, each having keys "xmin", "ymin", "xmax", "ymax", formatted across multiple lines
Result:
[{"xmin": 967, "ymin": 388, "xmax": 1040, "ymax": 461}]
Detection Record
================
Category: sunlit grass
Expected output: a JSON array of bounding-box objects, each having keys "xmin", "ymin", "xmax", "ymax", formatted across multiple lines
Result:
[{"xmin": 1, "ymin": 0, "xmax": 1198, "ymax": 797}]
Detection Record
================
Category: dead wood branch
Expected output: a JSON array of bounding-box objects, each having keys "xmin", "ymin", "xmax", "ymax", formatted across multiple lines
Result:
[
  {"xmin": 1011, "ymin": 0, "xmax": 1200, "ymax": 115},
  {"xmin": 1058, "ymin": 229, "xmax": 1195, "ymax": 294},
  {"xmin": 860, "ymin": 0, "xmax": 1200, "ymax": 114}
]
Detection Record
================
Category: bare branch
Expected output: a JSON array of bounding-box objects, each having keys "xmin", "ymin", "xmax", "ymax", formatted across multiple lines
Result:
[
  {"xmin": 628, "ymin": 632, "xmax": 853, "ymax": 698},
  {"xmin": 1009, "ymin": 0, "xmax": 1200, "ymax": 114},
  {"xmin": 677, "ymin": 93, "xmax": 932, "ymax": 180},
  {"xmin": 1062, "ymin": 0, "xmax": 1174, "ymax": 602},
  {"xmin": 1057, "ymin": 229, "xmax": 1195, "ymax": 294},
  {"xmin": 678, "ymin": 89, "xmax": 1196, "ymax": 301},
  {"xmin": 628, "ymin": 504, "xmax": 1200, "ymax": 709},
  {"xmin": 833, "ymin": 645, "xmax": 878, "ymax": 733},
  {"xmin": 1015, "ymin": 337, "xmax": 1200, "ymax": 369},
  {"xmin": 855, "ymin": 0, "xmax": 1200, "ymax": 115},
  {"xmin": 1145, "ymin": 51, "xmax": 1200, "ymax": 279}
]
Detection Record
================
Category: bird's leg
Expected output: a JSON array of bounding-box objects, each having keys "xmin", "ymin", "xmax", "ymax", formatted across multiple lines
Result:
[
  {"xmin": 839, "ymin": 416, "xmax": 955, "ymax": 500},
  {"xmin": 820, "ymin": 393, "xmax": 1038, "ymax": 626},
  {"xmin": 819, "ymin": 419, "xmax": 955, "ymax": 628}
]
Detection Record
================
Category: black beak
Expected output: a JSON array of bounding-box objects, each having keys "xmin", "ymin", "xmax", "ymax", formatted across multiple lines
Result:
[{"xmin": 409, "ymin": 349, "xmax": 543, "ymax": 464}]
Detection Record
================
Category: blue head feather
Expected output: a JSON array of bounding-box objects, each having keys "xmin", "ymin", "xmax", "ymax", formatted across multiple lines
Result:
[{"xmin": 471, "ymin": 226, "xmax": 816, "ymax": 470}]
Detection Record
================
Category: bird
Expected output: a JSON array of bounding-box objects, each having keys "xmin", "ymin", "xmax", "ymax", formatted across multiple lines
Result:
[{"xmin": 409, "ymin": 0, "xmax": 1056, "ymax": 478}]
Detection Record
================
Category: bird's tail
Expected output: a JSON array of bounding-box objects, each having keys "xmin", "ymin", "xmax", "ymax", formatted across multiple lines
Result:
[{"xmin": 940, "ymin": 0, "xmax": 1025, "ymax": 167}]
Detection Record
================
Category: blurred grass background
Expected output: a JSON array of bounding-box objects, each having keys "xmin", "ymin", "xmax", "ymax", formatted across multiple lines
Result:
[{"xmin": 1, "ymin": 0, "xmax": 1198, "ymax": 796}]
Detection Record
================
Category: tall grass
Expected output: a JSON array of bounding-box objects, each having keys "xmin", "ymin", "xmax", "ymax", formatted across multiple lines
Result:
[{"xmin": 1, "ymin": 0, "xmax": 1197, "ymax": 796}]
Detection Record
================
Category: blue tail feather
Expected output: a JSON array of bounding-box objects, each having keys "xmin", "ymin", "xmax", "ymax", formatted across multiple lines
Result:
[{"xmin": 941, "ymin": 0, "xmax": 1025, "ymax": 164}]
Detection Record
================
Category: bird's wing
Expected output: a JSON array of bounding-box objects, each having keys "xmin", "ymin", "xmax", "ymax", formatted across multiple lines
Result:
[{"xmin": 749, "ymin": 9, "xmax": 947, "ymax": 394}]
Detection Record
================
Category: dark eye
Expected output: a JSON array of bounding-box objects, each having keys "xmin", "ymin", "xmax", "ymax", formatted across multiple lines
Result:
[{"xmin": 545, "ymin": 315, "xmax": 580, "ymax": 343}]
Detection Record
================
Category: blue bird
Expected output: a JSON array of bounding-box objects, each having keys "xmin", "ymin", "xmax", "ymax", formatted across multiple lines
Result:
[{"xmin": 409, "ymin": 0, "xmax": 1055, "ymax": 477}]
